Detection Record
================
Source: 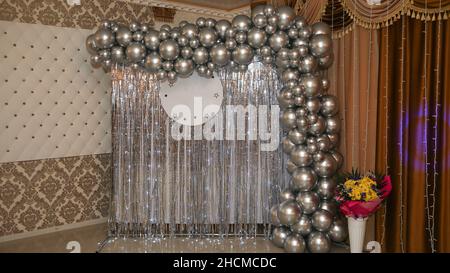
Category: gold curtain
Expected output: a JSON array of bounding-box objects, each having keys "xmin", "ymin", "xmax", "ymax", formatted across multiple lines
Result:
[{"xmin": 375, "ymin": 15, "xmax": 450, "ymax": 253}]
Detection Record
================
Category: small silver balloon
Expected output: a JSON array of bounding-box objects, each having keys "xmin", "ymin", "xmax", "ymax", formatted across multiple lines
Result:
[
  {"xmin": 296, "ymin": 117, "xmax": 309, "ymax": 132},
  {"xmin": 126, "ymin": 42, "xmax": 147, "ymax": 63},
  {"xmin": 210, "ymin": 44, "xmax": 230, "ymax": 67},
  {"xmin": 235, "ymin": 31, "xmax": 247, "ymax": 44},
  {"xmin": 288, "ymin": 28, "xmax": 298, "ymax": 39},
  {"xmin": 181, "ymin": 46, "xmax": 193, "ymax": 59},
  {"xmin": 167, "ymin": 70, "xmax": 177, "ymax": 84},
  {"xmin": 306, "ymin": 98, "xmax": 321, "ymax": 113},
  {"xmin": 264, "ymin": 4, "xmax": 276, "ymax": 16},
  {"xmin": 288, "ymin": 128, "xmax": 306, "ymax": 145},
  {"xmin": 110, "ymin": 46, "xmax": 125, "ymax": 63},
  {"xmin": 177, "ymin": 35, "xmax": 189, "ymax": 47},
  {"xmin": 277, "ymin": 6, "xmax": 295, "ymax": 30},
  {"xmin": 193, "ymin": 47, "xmax": 209, "ymax": 65},
  {"xmin": 162, "ymin": 61, "xmax": 174, "ymax": 71},
  {"xmin": 205, "ymin": 18, "xmax": 216, "ymax": 28},
  {"xmin": 247, "ymin": 28, "xmax": 267, "ymax": 48},
  {"xmin": 269, "ymin": 31, "xmax": 289, "ymax": 52},
  {"xmin": 291, "ymin": 214, "xmax": 313, "ymax": 236},
  {"xmin": 295, "ymin": 16, "xmax": 307, "ymax": 29},
  {"xmin": 129, "ymin": 21, "xmax": 141, "ymax": 32},
  {"xmin": 265, "ymin": 24, "xmax": 277, "ymax": 35},
  {"xmin": 277, "ymin": 87, "xmax": 295, "ymax": 109},
  {"xmin": 282, "ymin": 137, "xmax": 296, "ymax": 154},
  {"xmin": 309, "ymin": 116, "xmax": 326, "ymax": 136},
  {"xmin": 225, "ymin": 39, "xmax": 237, "ymax": 50},
  {"xmin": 196, "ymin": 65, "xmax": 208, "ymax": 77},
  {"xmin": 316, "ymin": 177, "xmax": 337, "ymax": 199},
  {"xmin": 94, "ymin": 28, "xmax": 115, "ymax": 49},
  {"xmin": 320, "ymin": 200, "xmax": 338, "ymax": 215},
  {"xmin": 144, "ymin": 29, "xmax": 160, "ymax": 50},
  {"xmin": 314, "ymin": 153, "xmax": 338, "ymax": 177},
  {"xmin": 189, "ymin": 38, "xmax": 200, "ymax": 49},
  {"xmin": 292, "ymin": 167, "xmax": 317, "ymax": 191},
  {"xmin": 100, "ymin": 20, "xmax": 111, "ymax": 29},
  {"xmin": 307, "ymin": 231, "xmax": 331, "ymax": 253},
  {"xmin": 215, "ymin": 20, "xmax": 231, "ymax": 39},
  {"xmin": 330, "ymin": 150, "xmax": 344, "ymax": 169},
  {"xmin": 90, "ymin": 54, "xmax": 102, "ymax": 68},
  {"xmin": 319, "ymin": 51, "xmax": 334, "ymax": 69},
  {"xmin": 321, "ymin": 95, "xmax": 339, "ymax": 117},
  {"xmin": 174, "ymin": 58, "xmax": 194, "ymax": 78},
  {"xmin": 280, "ymin": 109, "xmax": 297, "ymax": 129},
  {"xmin": 232, "ymin": 44, "xmax": 254, "ymax": 65},
  {"xmin": 328, "ymin": 218, "xmax": 348, "ymax": 242},
  {"xmin": 290, "ymin": 145, "xmax": 312, "ymax": 167},
  {"xmin": 296, "ymin": 191, "xmax": 320, "ymax": 214},
  {"xmin": 159, "ymin": 39, "xmax": 179, "ymax": 61},
  {"xmin": 287, "ymin": 160, "xmax": 298, "ymax": 174},
  {"xmin": 132, "ymin": 31, "xmax": 144, "ymax": 42},
  {"xmin": 267, "ymin": 14, "xmax": 279, "ymax": 26},
  {"xmin": 232, "ymin": 15, "xmax": 252, "ymax": 32},
  {"xmin": 300, "ymin": 55, "xmax": 318, "ymax": 73},
  {"xmin": 181, "ymin": 23, "xmax": 198, "ymax": 39},
  {"xmin": 270, "ymin": 205, "xmax": 281, "ymax": 226},
  {"xmin": 281, "ymin": 68, "xmax": 299, "ymax": 84},
  {"xmin": 311, "ymin": 209, "xmax": 333, "ymax": 232},
  {"xmin": 251, "ymin": 5, "xmax": 266, "ymax": 19},
  {"xmin": 327, "ymin": 133, "xmax": 340, "ymax": 148},
  {"xmin": 312, "ymin": 21, "xmax": 332, "ymax": 36},
  {"xmin": 98, "ymin": 49, "xmax": 111, "ymax": 61},
  {"xmin": 280, "ymin": 188, "xmax": 296, "ymax": 202},
  {"xmin": 322, "ymin": 78, "xmax": 330, "ymax": 92},
  {"xmin": 156, "ymin": 69, "xmax": 167, "ymax": 81},
  {"xmin": 102, "ymin": 59, "xmax": 112, "ymax": 72},
  {"xmin": 316, "ymin": 134, "xmax": 332, "ymax": 151},
  {"xmin": 301, "ymin": 74, "xmax": 322, "ymax": 97},
  {"xmin": 310, "ymin": 34, "xmax": 332, "ymax": 57},
  {"xmin": 199, "ymin": 27, "xmax": 217, "ymax": 47},
  {"xmin": 326, "ymin": 116, "xmax": 341, "ymax": 134},
  {"xmin": 144, "ymin": 52, "xmax": 162, "ymax": 72},
  {"xmin": 253, "ymin": 14, "xmax": 267, "ymax": 28},
  {"xmin": 196, "ymin": 17, "xmax": 206, "ymax": 27},
  {"xmin": 278, "ymin": 200, "xmax": 302, "ymax": 226},
  {"xmin": 159, "ymin": 30, "xmax": 170, "ymax": 40},
  {"xmin": 271, "ymin": 226, "xmax": 291, "ymax": 248},
  {"xmin": 284, "ymin": 233, "xmax": 307, "ymax": 253},
  {"xmin": 85, "ymin": 34, "xmax": 98, "ymax": 55}
]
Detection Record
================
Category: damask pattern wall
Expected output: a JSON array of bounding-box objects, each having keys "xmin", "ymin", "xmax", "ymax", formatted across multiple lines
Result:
[{"xmin": 0, "ymin": 0, "xmax": 179, "ymax": 238}]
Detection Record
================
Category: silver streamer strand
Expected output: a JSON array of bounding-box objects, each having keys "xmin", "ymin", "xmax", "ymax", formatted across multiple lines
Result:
[{"xmin": 108, "ymin": 63, "xmax": 285, "ymax": 239}]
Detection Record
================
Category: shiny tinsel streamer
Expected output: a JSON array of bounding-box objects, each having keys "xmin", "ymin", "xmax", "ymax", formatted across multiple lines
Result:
[{"xmin": 109, "ymin": 62, "xmax": 285, "ymax": 239}]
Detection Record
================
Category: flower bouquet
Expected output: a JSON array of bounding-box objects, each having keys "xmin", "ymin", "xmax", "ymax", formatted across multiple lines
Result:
[{"xmin": 335, "ymin": 169, "xmax": 392, "ymax": 253}]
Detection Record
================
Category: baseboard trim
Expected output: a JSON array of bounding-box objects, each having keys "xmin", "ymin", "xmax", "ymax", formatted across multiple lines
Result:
[{"xmin": 0, "ymin": 218, "xmax": 108, "ymax": 243}]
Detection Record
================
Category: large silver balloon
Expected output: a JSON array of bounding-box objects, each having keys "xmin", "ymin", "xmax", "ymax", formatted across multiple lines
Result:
[
  {"xmin": 126, "ymin": 42, "xmax": 146, "ymax": 63},
  {"xmin": 193, "ymin": 47, "xmax": 209, "ymax": 65},
  {"xmin": 284, "ymin": 234, "xmax": 307, "ymax": 253},
  {"xmin": 296, "ymin": 191, "xmax": 320, "ymax": 214},
  {"xmin": 320, "ymin": 200, "xmax": 338, "ymax": 215},
  {"xmin": 85, "ymin": 34, "xmax": 98, "ymax": 55},
  {"xmin": 280, "ymin": 188, "xmax": 296, "ymax": 202},
  {"xmin": 314, "ymin": 153, "xmax": 338, "ymax": 177},
  {"xmin": 143, "ymin": 29, "xmax": 160, "ymax": 50},
  {"xmin": 232, "ymin": 45, "xmax": 254, "ymax": 65},
  {"xmin": 278, "ymin": 200, "xmax": 302, "ymax": 226},
  {"xmin": 302, "ymin": 74, "xmax": 322, "ymax": 98},
  {"xmin": 288, "ymin": 129, "xmax": 306, "ymax": 145},
  {"xmin": 270, "ymin": 205, "xmax": 281, "ymax": 226},
  {"xmin": 159, "ymin": 39, "xmax": 179, "ymax": 61},
  {"xmin": 247, "ymin": 28, "xmax": 267, "ymax": 49},
  {"xmin": 174, "ymin": 58, "xmax": 194, "ymax": 77},
  {"xmin": 144, "ymin": 52, "xmax": 162, "ymax": 72},
  {"xmin": 310, "ymin": 34, "xmax": 332, "ymax": 57},
  {"xmin": 90, "ymin": 54, "xmax": 102, "ymax": 68},
  {"xmin": 316, "ymin": 177, "xmax": 337, "ymax": 200},
  {"xmin": 290, "ymin": 145, "xmax": 312, "ymax": 167},
  {"xmin": 328, "ymin": 218, "xmax": 348, "ymax": 242},
  {"xmin": 269, "ymin": 31, "xmax": 289, "ymax": 52},
  {"xmin": 116, "ymin": 26, "xmax": 133, "ymax": 47},
  {"xmin": 199, "ymin": 27, "xmax": 217, "ymax": 47},
  {"xmin": 215, "ymin": 20, "xmax": 230, "ymax": 39},
  {"xmin": 291, "ymin": 214, "xmax": 312, "ymax": 236},
  {"xmin": 110, "ymin": 46, "xmax": 125, "ymax": 63},
  {"xmin": 94, "ymin": 28, "xmax": 114, "ymax": 49},
  {"xmin": 282, "ymin": 137, "xmax": 296, "ymax": 154},
  {"xmin": 307, "ymin": 231, "xmax": 331, "ymax": 253},
  {"xmin": 232, "ymin": 15, "xmax": 252, "ymax": 32},
  {"xmin": 292, "ymin": 167, "xmax": 317, "ymax": 191},
  {"xmin": 326, "ymin": 116, "xmax": 341, "ymax": 134},
  {"xmin": 311, "ymin": 209, "xmax": 333, "ymax": 232},
  {"xmin": 277, "ymin": 6, "xmax": 295, "ymax": 30},
  {"xmin": 280, "ymin": 109, "xmax": 297, "ymax": 129},
  {"xmin": 300, "ymin": 55, "xmax": 318, "ymax": 73},
  {"xmin": 210, "ymin": 44, "xmax": 230, "ymax": 67},
  {"xmin": 312, "ymin": 21, "xmax": 332, "ymax": 36},
  {"xmin": 271, "ymin": 226, "xmax": 291, "ymax": 248},
  {"xmin": 321, "ymin": 95, "xmax": 339, "ymax": 117}
]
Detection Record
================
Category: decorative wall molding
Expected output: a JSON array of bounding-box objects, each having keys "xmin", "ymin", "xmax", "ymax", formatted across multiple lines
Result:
[
  {"xmin": 128, "ymin": 0, "xmax": 250, "ymax": 19},
  {"xmin": 0, "ymin": 153, "xmax": 111, "ymax": 238}
]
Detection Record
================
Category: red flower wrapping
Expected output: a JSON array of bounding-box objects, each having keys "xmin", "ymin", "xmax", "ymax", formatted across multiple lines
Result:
[{"xmin": 338, "ymin": 176, "xmax": 392, "ymax": 218}]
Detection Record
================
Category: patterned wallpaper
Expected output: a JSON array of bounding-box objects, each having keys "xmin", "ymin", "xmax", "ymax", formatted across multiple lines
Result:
[
  {"xmin": 0, "ymin": 154, "xmax": 111, "ymax": 237},
  {"xmin": 0, "ymin": 0, "xmax": 156, "ymax": 29}
]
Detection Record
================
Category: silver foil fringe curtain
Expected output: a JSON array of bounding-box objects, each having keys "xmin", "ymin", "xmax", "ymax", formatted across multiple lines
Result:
[{"xmin": 109, "ymin": 62, "xmax": 288, "ymax": 238}]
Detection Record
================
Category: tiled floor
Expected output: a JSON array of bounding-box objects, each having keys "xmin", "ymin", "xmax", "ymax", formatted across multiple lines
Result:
[{"xmin": 0, "ymin": 224, "xmax": 349, "ymax": 253}]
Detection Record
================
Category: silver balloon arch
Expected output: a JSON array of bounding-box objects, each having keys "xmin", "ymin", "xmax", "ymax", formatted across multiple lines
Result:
[{"xmin": 86, "ymin": 5, "xmax": 347, "ymax": 253}]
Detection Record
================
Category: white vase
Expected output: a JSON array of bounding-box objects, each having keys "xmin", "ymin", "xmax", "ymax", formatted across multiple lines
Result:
[{"xmin": 347, "ymin": 216, "xmax": 368, "ymax": 253}]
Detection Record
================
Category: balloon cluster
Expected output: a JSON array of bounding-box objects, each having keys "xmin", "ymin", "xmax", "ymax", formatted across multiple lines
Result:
[{"xmin": 86, "ymin": 5, "xmax": 334, "ymax": 85}]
